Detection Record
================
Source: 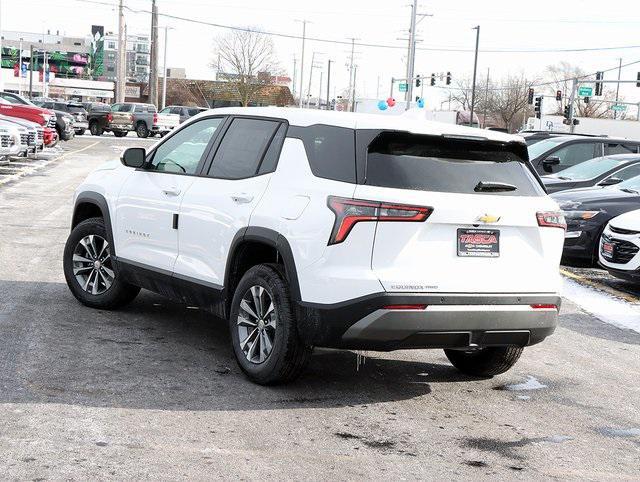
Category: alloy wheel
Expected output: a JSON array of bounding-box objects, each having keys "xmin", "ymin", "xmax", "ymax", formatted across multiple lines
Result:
[
  {"xmin": 72, "ymin": 234, "xmax": 115, "ymax": 295},
  {"xmin": 237, "ymin": 285, "xmax": 277, "ymax": 364}
]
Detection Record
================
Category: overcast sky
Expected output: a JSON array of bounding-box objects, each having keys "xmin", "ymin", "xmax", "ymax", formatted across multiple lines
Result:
[{"xmin": 3, "ymin": 0, "xmax": 640, "ymax": 108}]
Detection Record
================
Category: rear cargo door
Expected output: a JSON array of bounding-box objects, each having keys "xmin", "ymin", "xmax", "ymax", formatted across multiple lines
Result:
[{"xmin": 355, "ymin": 132, "xmax": 564, "ymax": 294}]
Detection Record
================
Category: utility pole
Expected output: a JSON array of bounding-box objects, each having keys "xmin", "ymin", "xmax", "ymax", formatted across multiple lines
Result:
[
  {"xmin": 292, "ymin": 56, "xmax": 297, "ymax": 98},
  {"xmin": 469, "ymin": 25, "xmax": 480, "ymax": 126},
  {"xmin": 318, "ymin": 71, "xmax": 323, "ymax": 109},
  {"xmin": 149, "ymin": 0, "xmax": 159, "ymax": 106},
  {"xmin": 29, "ymin": 45, "xmax": 34, "ymax": 98},
  {"xmin": 326, "ymin": 60, "xmax": 332, "ymax": 111},
  {"xmin": 347, "ymin": 38, "xmax": 358, "ymax": 111},
  {"xmin": 161, "ymin": 26, "xmax": 172, "ymax": 110},
  {"xmin": 117, "ymin": 0, "xmax": 126, "ymax": 102},
  {"xmin": 351, "ymin": 66, "xmax": 357, "ymax": 112},
  {"xmin": 614, "ymin": 57, "xmax": 622, "ymax": 120},
  {"xmin": 569, "ymin": 77, "xmax": 577, "ymax": 133},
  {"xmin": 482, "ymin": 67, "xmax": 490, "ymax": 128},
  {"xmin": 297, "ymin": 20, "xmax": 308, "ymax": 108},
  {"xmin": 405, "ymin": 0, "xmax": 418, "ymax": 110}
]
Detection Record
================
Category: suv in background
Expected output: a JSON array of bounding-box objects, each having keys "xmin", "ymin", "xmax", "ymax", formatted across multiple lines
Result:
[
  {"xmin": 160, "ymin": 105, "xmax": 208, "ymax": 124},
  {"xmin": 112, "ymin": 102, "xmax": 180, "ymax": 138},
  {"xmin": 35, "ymin": 100, "xmax": 89, "ymax": 136},
  {"xmin": 527, "ymin": 135, "xmax": 640, "ymax": 175},
  {"xmin": 63, "ymin": 108, "xmax": 564, "ymax": 384}
]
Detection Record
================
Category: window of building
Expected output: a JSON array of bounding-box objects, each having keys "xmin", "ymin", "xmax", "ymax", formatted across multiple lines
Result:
[{"xmin": 107, "ymin": 41, "xmax": 116, "ymax": 49}]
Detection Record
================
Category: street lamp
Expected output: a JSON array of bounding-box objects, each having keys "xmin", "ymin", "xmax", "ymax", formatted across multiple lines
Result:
[
  {"xmin": 469, "ymin": 25, "xmax": 480, "ymax": 127},
  {"xmin": 153, "ymin": 25, "xmax": 174, "ymax": 110}
]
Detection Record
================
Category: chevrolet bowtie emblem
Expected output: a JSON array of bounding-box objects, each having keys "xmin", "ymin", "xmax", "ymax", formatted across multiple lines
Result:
[{"xmin": 477, "ymin": 214, "xmax": 501, "ymax": 223}]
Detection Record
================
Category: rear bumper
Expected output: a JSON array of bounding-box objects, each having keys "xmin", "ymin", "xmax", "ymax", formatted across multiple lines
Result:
[{"xmin": 296, "ymin": 293, "xmax": 560, "ymax": 351}]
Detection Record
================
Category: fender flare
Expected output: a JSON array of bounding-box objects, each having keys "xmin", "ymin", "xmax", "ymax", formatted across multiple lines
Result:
[{"xmin": 72, "ymin": 191, "xmax": 117, "ymax": 256}]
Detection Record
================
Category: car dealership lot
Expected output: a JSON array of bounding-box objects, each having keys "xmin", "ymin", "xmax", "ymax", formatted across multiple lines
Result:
[{"xmin": 0, "ymin": 136, "xmax": 638, "ymax": 479}]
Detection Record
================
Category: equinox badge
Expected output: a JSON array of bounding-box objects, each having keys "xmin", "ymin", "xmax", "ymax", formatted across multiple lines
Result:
[{"xmin": 477, "ymin": 214, "xmax": 501, "ymax": 223}]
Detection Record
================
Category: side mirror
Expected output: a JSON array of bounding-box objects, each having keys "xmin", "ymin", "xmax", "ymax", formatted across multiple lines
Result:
[
  {"xmin": 542, "ymin": 156, "xmax": 561, "ymax": 172},
  {"xmin": 598, "ymin": 177, "xmax": 622, "ymax": 187},
  {"xmin": 121, "ymin": 147, "xmax": 146, "ymax": 168}
]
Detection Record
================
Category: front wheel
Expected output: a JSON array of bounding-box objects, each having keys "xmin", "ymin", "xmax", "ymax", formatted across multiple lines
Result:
[
  {"xmin": 63, "ymin": 217, "xmax": 140, "ymax": 309},
  {"xmin": 75, "ymin": 129, "xmax": 86, "ymax": 136},
  {"xmin": 229, "ymin": 264, "xmax": 312, "ymax": 385},
  {"xmin": 444, "ymin": 346, "xmax": 523, "ymax": 377},
  {"xmin": 136, "ymin": 123, "xmax": 150, "ymax": 138},
  {"xmin": 113, "ymin": 130, "xmax": 128, "ymax": 137},
  {"xmin": 89, "ymin": 122, "xmax": 103, "ymax": 136}
]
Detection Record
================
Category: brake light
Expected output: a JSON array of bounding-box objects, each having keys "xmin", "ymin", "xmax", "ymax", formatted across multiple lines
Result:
[
  {"xmin": 530, "ymin": 304, "xmax": 558, "ymax": 310},
  {"xmin": 107, "ymin": 113, "xmax": 113, "ymax": 123},
  {"xmin": 383, "ymin": 304, "xmax": 428, "ymax": 310},
  {"xmin": 536, "ymin": 211, "xmax": 566, "ymax": 230},
  {"xmin": 327, "ymin": 196, "xmax": 432, "ymax": 245},
  {"xmin": 153, "ymin": 113, "xmax": 158, "ymax": 124}
]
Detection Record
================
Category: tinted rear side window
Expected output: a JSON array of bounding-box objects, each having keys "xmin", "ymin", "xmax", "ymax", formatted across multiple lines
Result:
[
  {"xmin": 365, "ymin": 132, "xmax": 543, "ymax": 196},
  {"xmin": 289, "ymin": 125, "xmax": 356, "ymax": 183}
]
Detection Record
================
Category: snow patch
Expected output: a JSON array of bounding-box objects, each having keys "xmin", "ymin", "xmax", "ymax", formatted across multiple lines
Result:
[
  {"xmin": 503, "ymin": 376, "xmax": 547, "ymax": 391},
  {"xmin": 562, "ymin": 278, "xmax": 640, "ymax": 334}
]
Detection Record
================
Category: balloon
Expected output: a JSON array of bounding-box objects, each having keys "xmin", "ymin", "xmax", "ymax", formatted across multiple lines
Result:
[
  {"xmin": 377, "ymin": 100, "xmax": 388, "ymax": 110},
  {"xmin": 417, "ymin": 98, "xmax": 425, "ymax": 108},
  {"xmin": 386, "ymin": 97, "xmax": 396, "ymax": 107}
]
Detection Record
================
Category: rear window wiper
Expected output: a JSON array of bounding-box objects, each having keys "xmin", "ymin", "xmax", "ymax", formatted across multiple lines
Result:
[{"xmin": 474, "ymin": 181, "xmax": 517, "ymax": 192}]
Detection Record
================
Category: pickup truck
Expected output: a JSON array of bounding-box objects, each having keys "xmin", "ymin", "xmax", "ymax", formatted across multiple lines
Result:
[
  {"xmin": 112, "ymin": 102, "xmax": 180, "ymax": 138},
  {"xmin": 0, "ymin": 96, "xmax": 57, "ymax": 146}
]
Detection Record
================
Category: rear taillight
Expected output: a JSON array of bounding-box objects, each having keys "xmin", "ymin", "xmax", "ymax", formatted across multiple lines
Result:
[
  {"xmin": 530, "ymin": 304, "xmax": 558, "ymax": 310},
  {"xmin": 153, "ymin": 113, "xmax": 158, "ymax": 124},
  {"xmin": 536, "ymin": 211, "xmax": 566, "ymax": 230},
  {"xmin": 327, "ymin": 196, "xmax": 432, "ymax": 245},
  {"xmin": 107, "ymin": 113, "xmax": 113, "ymax": 122}
]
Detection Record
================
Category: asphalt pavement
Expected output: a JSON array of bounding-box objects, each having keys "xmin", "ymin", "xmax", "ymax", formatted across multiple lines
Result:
[{"xmin": 0, "ymin": 135, "xmax": 638, "ymax": 480}]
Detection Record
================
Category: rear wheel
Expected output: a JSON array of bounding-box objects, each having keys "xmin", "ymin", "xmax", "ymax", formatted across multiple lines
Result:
[
  {"xmin": 89, "ymin": 121, "xmax": 103, "ymax": 136},
  {"xmin": 113, "ymin": 130, "xmax": 128, "ymax": 137},
  {"xmin": 444, "ymin": 346, "xmax": 523, "ymax": 377},
  {"xmin": 75, "ymin": 129, "xmax": 86, "ymax": 136},
  {"xmin": 229, "ymin": 264, "xmax": 312, "ymax": 385},
  {"xmin": 136, "ymin": 123, "xmax": 150, "ymax": 138},
  {"xmin": 63, "ymin": 217, "xmax": 140, "ymax": 309}
]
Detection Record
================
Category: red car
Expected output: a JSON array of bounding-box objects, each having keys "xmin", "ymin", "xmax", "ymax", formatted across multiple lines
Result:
[{"xmin": 0, "ymin": 98, "xmax": 58, "ymax": 146}]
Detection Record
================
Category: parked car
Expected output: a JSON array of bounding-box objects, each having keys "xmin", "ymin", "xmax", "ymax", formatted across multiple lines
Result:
[
  {"xmin": 552, "ymin": 175, "xmax": 640, "ymax": 266},
  {"xmin": 112, "ymin": 102, "xmax": 180, "ymax": 138},
  {"xmin": 0, "ymin": 120, "xmax": 23, "ymax": 159},
  {"xmin": 0, "ymin": 97, "xmax": 57, "ymax": 146},
  {"xmin": 599, "ymin": 209, "xmax": 640, "ymax": 283},
  {"xmin": 33, "ymin": 100, "xmax": 88, "ymax": 136},
  {"xmin": 86, "ymin": 102, "xmax": 115, "ymax": 136},
  {"xmin": 519, "ymin": 130, "xmax": 605, "ymax": 146},
  {"xmin": 62, "ymin": 108, "xmax": 565, "ymax": 384},
  {"xmin": 159, "ymin": 105, "xmax": 208, "ymax": 124},
  {"xmin": 527, "ymin": 135, "xmax": 640, "ymax": 175},
  {"xmin": 0, "ymin": 115, "xmax": 41, "ymax": 154},
  {"xmin": 542, "ymin": 154, "xmax": 640, "ymax": 193},
  {"xmin": 52, "ymin": 110, "xmax": 75, "ymax": 141}
]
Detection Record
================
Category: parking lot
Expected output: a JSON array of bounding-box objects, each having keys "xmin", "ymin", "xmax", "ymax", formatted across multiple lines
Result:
[{"xmin": 0, "ymin": 135, "xmax": 639, "ymax": 479}]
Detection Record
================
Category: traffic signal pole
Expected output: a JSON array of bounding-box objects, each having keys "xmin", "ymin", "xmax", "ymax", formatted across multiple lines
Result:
[{"xmin": 568, "ymin": 78, "xmax": 577, "ymax": 133}]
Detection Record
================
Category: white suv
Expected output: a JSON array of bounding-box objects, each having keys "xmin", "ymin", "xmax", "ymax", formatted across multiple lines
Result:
[{"xmin": 63, "ymin": 107, "xmax": 565, "ymax": 384}]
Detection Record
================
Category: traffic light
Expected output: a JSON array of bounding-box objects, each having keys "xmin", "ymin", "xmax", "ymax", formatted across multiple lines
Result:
[
  {"xmin": 446, "ymin": 71, "xmax": 451, "ymax": 85},
  {"xmin": 584, "ymin": 96, "xmax": 590, "ymax": 104},
  {"xmin": 527, "ymin": 88, "xmax": 534, "ymax": 104},
  {"xmin": 430, "ymin": 73, "xmax": 436, "ymax": 86},
  {"xmin": 415, "ymin": 75, "xmax": 421, "ymax": 87},
  {"xmin": 555, "ymin": 90, "xmax": 562, "ymax": 101},
  {"xmin": 534, "ymin": 96, "xmax": 543, "ymax": 119},
  {"xmin": 595, "ymin": 71, "xmax": 603, "ymax": 96},
  {"xmin": 563, "ymin": 104, "xmax": 572, "ymax": 119}
]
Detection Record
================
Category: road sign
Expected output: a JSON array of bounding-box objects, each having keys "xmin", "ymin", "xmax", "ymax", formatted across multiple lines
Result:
[
  {"xmin": 611, "ymin": 104, "xmax": 627, "ymax": 112},
  {"xmin": 578, "ymin": 86, "xmax": 593, "ymax": 97},
  {"xmin": 399, "ymin": 83, "xmax": 408, "ymax": 92}
]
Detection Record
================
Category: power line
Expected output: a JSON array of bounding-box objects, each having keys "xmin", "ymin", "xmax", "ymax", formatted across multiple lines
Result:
[{"xmin": 66, "ymin": 0, "xmax": 640, "ymax": 55}]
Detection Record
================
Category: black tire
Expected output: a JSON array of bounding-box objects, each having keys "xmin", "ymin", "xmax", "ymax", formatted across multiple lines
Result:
[
  {"xmin": 113, "ymin": 130, "xmax": 128, "ymax": 137},
  {"xmin": 136, "ymin": 122, "xmax": 150, "ymax": 138},
  {"xmin": 229, "ymin": 264, "xmax": 312, "ymax": 385},
  {"xmin": 89, "ymin": 121, "xmax": 103, "ymax": 136},
  {"xmin": 75, "ymin": 129, "xmax": 86, "ymax": 136},
  {"xmin": 444, "ymin": 346, "xmax": 524, "ymax": 377},
  {"xmin": 63, "ymin": 217, "xmax": 140, "ymax": 310}
]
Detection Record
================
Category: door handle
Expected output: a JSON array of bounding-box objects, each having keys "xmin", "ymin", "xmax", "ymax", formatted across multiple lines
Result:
[
  {"xmin": 231, "ymin": 193, "xmax": 254, "ymax": 204},
  {"xmin": 162, "ymin": 187, "xmax": 181, "ymax": 196}
]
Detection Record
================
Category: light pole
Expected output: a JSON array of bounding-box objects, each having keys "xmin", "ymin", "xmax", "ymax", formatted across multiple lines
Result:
[
  {"xmin": 295, "ymin": 20, "xmax": 309, "ymax": 108},
  {"xmin": 469, "ymin": 25, "xmax": 480, "ymax": 127},
  {"xmin": 614, "ymin": 57, "xmax": 622, "ymax": 120},
  {"xmin": 160, "ymin": 26, "xmax": 174, "ymax": 110}
]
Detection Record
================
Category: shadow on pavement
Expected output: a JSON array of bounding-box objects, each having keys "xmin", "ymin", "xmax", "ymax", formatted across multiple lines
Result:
[{"xmin": 0, "ymin": 280, "xmax": 479, "ymax": 411}]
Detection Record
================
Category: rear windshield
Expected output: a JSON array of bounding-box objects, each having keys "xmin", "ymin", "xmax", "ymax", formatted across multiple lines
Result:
[
  {"xmin": 366, "ymin": 132, "xmax": 544, "ymax": 196},
  {"xmin": 91, "ymin": 103, "xmax": 111, "ymax": 112},
  {"xmin": 67, "ymin": 104, "xmax": 86, "ymax": 113}
]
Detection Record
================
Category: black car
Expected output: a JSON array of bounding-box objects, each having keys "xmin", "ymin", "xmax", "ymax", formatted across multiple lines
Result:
[
  {"xmin": 551, "ymin": 175, "xmax": 640, "ymax": 266},
  {"xmin": 527, "ymin": 135, "xmax": 640, "ymax": 175},
  {"xmin": 542, "ymin": 154, "xmax": 640, "ymax": 193},
  {"xmin": 34, "ymin": 100, "xmax": 88, "ymax": 136}
]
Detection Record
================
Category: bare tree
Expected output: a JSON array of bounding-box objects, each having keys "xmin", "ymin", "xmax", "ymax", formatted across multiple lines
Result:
[{"xmin": 212, "ymin": 29, "xmax": 281, "ymax": 107}]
